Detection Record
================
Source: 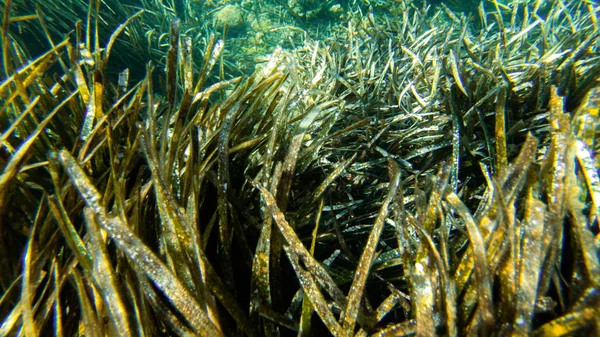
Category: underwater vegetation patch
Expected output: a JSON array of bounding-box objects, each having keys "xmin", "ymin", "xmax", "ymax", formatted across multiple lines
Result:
[{"xmin": 1, "ymin": 0, "xmax": 599, "ymax": 336}]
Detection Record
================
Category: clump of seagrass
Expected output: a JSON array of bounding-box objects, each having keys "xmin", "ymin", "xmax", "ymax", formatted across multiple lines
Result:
[{"xmin": 1, "ymin": 0, "xmax": 600, "ymax": 336}]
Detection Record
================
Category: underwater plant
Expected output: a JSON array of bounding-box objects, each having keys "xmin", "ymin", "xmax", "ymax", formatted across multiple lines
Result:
[{"xmin": 1, "ymin": 0, "xmax": 599, "ymax": 336}]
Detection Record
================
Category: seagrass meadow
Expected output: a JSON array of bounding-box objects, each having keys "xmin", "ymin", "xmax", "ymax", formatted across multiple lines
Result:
[{"xmin": 1, "ymin": 0, "xmax": 600, "ymax": 336}]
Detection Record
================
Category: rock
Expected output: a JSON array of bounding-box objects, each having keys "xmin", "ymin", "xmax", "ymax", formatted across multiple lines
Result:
[{"xmin": 213, "ymin": 4, "xmax": 245, "ymax": 34}]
